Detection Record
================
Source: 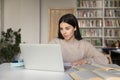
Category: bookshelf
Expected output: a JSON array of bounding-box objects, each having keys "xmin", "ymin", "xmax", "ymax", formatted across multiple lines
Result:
[{"xmin": 76, "ymin": 0, "xmax": 120, "ymax": 48}]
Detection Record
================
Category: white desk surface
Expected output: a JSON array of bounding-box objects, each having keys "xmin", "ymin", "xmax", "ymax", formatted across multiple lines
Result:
[{"xmin": 0, "ymin": 63, "xmax": 73, "ymax": 80}]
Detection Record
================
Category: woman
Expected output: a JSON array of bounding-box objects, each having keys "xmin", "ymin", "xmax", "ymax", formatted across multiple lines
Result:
[
  {"xmin": 114, "ymin": 40, "xmax": 120, "ymax": 48},
  {"xmin": 49, "ymin": 14, "xmax": 108, "ymax": 66}
]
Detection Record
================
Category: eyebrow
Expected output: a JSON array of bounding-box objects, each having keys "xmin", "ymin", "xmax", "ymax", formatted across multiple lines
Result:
[{"xmin": 60, "ymin": 25, "xmax": 71, "ymax": 28}]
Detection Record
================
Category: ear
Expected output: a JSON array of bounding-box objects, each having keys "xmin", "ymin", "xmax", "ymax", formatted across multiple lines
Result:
[{"xmin": 74, "ymin": 27, "xmax": 76, "ymax": 31}]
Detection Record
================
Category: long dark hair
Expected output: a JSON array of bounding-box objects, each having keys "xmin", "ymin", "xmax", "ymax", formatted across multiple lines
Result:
[{"xmin": 58, "ymin": 13, "xmax": 82, "ymax": 40}]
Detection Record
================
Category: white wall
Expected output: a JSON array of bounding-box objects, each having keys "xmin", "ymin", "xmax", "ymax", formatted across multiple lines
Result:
[
  {"xmin": 41, "ymin": 0, "xmax": 76, "ymax": 43},
  {"xmin": 3, "ymin": 0, "xmax": 75, "ymax": 43},
  {"xmin": 3, "ymin": 0, "xmax": 40, "ymax": 43},
  {"xmin": 0, "ymin": 0, "xmax": 2, "ymax": 38}
]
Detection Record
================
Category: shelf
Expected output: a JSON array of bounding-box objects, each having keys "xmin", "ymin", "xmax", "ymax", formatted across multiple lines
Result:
[
  {"xmin": 77, "ymin": 7, "xmax": 103, "ymax": 10},
  {"xmin": 104, "ymin": 17, "xmax": 120, "ymax": 19},
  {"xmin": 82, "ymin": 36, "xmax": 102, "ymax": 38},
  {"xmin": 104, "ymin": 37, "xmax": 120, "ymax": 38},
  {"xmin": 105, "ymin": 7, "xmax": 120, "ymax": 9},
  {"xmin": 104, "ymin": 27, "xmax": 120, "ymax": 29},
  {"xmin": 80, "ymin": 27, "xmax": 102, "ymax": 29},
  {"xmin": 76, "ymin": 0, "xmax": 120, "ymax": 47},
  {"xmin": 77, "ymin": 17, "xmax": 103, "ymax": 19}
]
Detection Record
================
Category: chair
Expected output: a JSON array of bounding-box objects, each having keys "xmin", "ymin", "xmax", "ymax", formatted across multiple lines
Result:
[{"xmin": 103, "ymin": 52, "xmax": 112, "ymax": 64}]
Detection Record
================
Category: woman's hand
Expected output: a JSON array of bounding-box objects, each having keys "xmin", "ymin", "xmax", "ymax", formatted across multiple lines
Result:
[{"xmin": 71, "ymin": 59, "xmax": 87, "ymax": 66}]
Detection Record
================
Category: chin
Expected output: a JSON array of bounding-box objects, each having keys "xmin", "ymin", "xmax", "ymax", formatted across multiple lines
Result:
[{"xmin": 64, "ymin": 38, "xmax": 70, "ymax": 41}]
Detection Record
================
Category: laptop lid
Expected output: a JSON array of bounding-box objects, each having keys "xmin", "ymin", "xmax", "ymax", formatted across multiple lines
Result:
[{"xmin": 20, "ymin": 44, "xmax": 64, "ymax": 72}]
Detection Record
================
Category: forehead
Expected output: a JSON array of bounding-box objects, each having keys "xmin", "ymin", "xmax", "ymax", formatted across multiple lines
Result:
[{"xmin": 60, "ymin": 22, "xmax": 72, "ymax": 27}]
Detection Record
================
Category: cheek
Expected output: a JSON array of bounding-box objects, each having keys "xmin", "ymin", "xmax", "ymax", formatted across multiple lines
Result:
[
  {"xmin": 60, "ymin": 30, "xmax": 64, "ymax": 35},
  {"xmin": 70, "ymin": 30, "xmax": 75, "ymax": 35},
  {"xmin": 67, "ymin": 30, "xmax": 74, "ymax": 37}
]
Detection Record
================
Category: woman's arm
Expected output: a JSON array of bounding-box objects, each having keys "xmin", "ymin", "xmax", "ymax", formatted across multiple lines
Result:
[
  {"xmin": 84, "ymin": 41, "xmax": 109, "ymax": 65},
  {"xmin": 71, "ymin": 41, "xmax": 109, "ymax": 66}
]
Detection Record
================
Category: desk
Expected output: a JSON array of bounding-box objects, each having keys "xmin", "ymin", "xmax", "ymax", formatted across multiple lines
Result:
[
  {"xmin": 0, "ymin": 63, "xmax": 73, "ymax": 80},
  {"xmin": 112, "ymin": 49, "xmax": 120, "ymax": 54}
]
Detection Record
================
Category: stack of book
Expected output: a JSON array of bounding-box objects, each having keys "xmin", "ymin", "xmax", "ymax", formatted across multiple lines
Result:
[{"xmin": 67, "ymin": 64, "xmax": 120, "ymax": 80}]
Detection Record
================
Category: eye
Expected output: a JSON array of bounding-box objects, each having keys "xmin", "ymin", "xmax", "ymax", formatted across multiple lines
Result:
[
  {"xmin": 60, "ymin": 27, "xmax": 63, "ymax": 30},
  {"xmin": 65, "ymin": 27, "xmax": 70, "ymax": 30}
]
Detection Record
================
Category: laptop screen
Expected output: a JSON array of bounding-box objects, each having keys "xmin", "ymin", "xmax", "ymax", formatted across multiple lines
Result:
[{"xmin": 20, "ymin": 44, "xmax": 64, "ymax": 72}]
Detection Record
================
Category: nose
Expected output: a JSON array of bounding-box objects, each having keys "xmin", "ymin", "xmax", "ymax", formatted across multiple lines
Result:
[{"xmin": 62, "ymin": 29, "xmax": 66, "ymax": 34}]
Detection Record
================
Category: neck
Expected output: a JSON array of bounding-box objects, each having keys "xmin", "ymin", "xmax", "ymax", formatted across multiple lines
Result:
[{"xmin": 65, "ymin": 37, "xmax": 76, "ymax": 43}]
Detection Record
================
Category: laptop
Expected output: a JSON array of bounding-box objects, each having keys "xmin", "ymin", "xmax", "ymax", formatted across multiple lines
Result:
[{"xmin": 20, "ymin": 44, "xmax": 64, "ymax": 72}]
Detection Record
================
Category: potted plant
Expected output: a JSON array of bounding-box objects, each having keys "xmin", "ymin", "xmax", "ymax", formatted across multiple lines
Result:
[{"xmin": 0, "ymin": 28, "xmax": 21, "ymax": 63}]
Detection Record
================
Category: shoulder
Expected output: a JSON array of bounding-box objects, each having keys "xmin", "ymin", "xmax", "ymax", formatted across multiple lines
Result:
[
  {"xmin": 79, "ymin": 39, "xmax": 91, "ymax": 45},
  {"xmin": 78, "ymin": 39, "xmax": 94, "ymax": 48}
]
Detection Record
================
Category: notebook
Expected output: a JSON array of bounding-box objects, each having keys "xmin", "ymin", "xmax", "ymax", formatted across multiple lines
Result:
[{"xmin": 20, "ymin": 44, "xmax": 64, "ymax": 72}]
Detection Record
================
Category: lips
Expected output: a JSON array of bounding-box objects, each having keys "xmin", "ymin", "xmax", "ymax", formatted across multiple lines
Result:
[{"xmin": 63, "ymin": 35, "xmax": 68, "ymax": 38}]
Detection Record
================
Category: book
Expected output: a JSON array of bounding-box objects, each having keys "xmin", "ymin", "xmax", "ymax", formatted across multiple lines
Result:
[
  {"xmin": 96, "ymin": 0, "xmax": 102, "ymax": 8},
  {"xmin": 91, "ymin": 39, "xmax": 102, "ymax": 46},
  {"xmin": 68, "ymin": 64, "xmax": 120, "ymax": 80},
  {"xmin": 73, "ymin": 64, "xmax": 120, "ymax": 71},
  {"xmin": 69, "ymin": 70, "xmax": 120, "ymax": 80},
  {"xmin": 105, "ymin": 0, "xmax": 108, "ymax": 7},
  {"xmin": 104, "ymin": 39, "xmax": 116, "ymax": 47},
  {"xmin": 93, "ymin": 70, "xmax": 120, "ymax": 80},
  {"xmin": 114, "ymin": 0, "xmax": 117, "ymax": 7},
  {"xmin": 75, "ymin": 64, "xmax": 101, "ymax": 71},
  {"xmin": 69, "ymin": 70, "xmax": 103, "ymax": 80},
  {"xmin": 91, "ymin": 63, "xmax": 120, "ymax": 71}
]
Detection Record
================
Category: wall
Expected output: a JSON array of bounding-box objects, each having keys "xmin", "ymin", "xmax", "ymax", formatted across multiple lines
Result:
[
  {"xmin": 3, "ymin": 0, "xmax": 75, "ymax": 43},
  {"xmin": 41, "ymin": 0, "xmax": 76, "ymax": 43},
  {"xmin": 3, "ymin": 0, "xmax": 40, "ymax": 43},
  {"xmin": 0, "ymin": 0, "xmax": 2, "ymax": 38}
]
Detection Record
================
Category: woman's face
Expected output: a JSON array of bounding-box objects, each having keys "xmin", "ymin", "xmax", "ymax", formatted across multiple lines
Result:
[
  {"xmin": 115, "ymin": 42, "xmax": 119, "ymax": 47},
  {"xmin": 60, "ymin": 22, "xmax": 76, "ymax": 41}
]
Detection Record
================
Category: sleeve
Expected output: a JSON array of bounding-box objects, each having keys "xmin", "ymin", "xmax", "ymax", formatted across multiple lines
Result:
[{"xmin": 83, "ymin": 41, "xmax": 109, "ymax": 65}]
